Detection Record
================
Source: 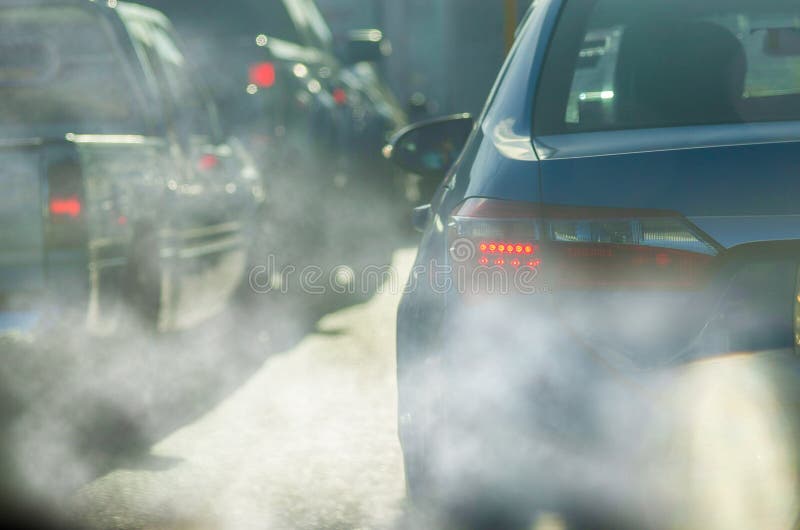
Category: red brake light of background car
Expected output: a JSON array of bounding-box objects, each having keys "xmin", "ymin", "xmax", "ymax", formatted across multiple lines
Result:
[
  {"xmin": 49, "ymin": 196, "xmax": 82, "ymax": 218},
  {"xmin": 333, "ymin": 88, "xmax": 348, "ymax": 105},
  {"xmin": 249, "ymin": 62, "xmax": 276, "ymax": 88},
  {"xmin": 197, "ymin": 153, "xmax": 220, "ymax": 171}
]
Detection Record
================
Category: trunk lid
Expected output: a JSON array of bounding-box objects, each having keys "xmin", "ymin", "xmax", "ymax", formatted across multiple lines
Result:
[{"xmin": 535, "ymin": 127, "xmax": 800, "ymax": 365}]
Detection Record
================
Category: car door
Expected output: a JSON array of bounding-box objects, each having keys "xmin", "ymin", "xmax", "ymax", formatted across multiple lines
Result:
[{"xmin": 136, "ymin": 16, "xmax": 252, "ymax": 327}]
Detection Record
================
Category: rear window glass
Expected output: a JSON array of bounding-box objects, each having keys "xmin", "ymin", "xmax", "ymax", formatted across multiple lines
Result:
[
  {"xmin": 0, "ymin": 5, "xmax": 142, "ymax": 132},
  {"xmin": 535, "ymin": 0, "xmax": 800, "ymax": 135}
]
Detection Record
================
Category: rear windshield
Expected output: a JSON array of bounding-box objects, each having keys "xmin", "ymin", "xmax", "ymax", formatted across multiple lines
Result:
[
  {"xmin": 534, "ymin": 0, "xmax": 800, "ymax": 135},
  {"xmin": 0, "ymin": 5, "xmax": 143, "ymax": 133}
]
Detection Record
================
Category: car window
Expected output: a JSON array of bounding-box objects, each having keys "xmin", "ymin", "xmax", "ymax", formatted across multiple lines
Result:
[
  {"xmin": 122, "ymin": 17, "xmax": 163, "ymax": 111},
  {"xmin": 145, "ymin": 21, "xmax": 221, "ymax": 140},
  {"xmin": 0, "ymin": 5, "xmax": 144, "ymax": 133},
  {"xmin": 293, "ymin": 0, "xmax": 333, "ymax": 51},
  {"xmin": 141, "ymin": 0, "xmax": 301, "ymax": 44},
  {"xmin": 534, "ymin": 0, "xmax": 800, "ymax": 135}
]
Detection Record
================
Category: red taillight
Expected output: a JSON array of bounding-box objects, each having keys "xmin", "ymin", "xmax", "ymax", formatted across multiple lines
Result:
[
  {"xmin": 476, "ymin": 240, "xmax": 540, "ymax": 273},
  {"xmin": 49, "ymin": 196, "xmax": 82, "ymax": 218},
  {"xmin": 478, "ymin": 242, "xmax": 537, "ymax": 256},
  {"xmin": 197, "ymin": 153, "xmax": 219, "ymax": 171},
  {"xmin": 449, "ymin": 198, "xmax": 720, "ymax": 291},
  {"xmin": 547, "ymin": 243, "xmax": 714, "ymax": 288},
  {"xmin": 249, "ymin": 62, "xmax": 276, "ymax": 88},
  {"xmin": 333, "ymin": 88, "xmax": 347, "ymax": 105},
  {"xmin": 46, "ymin": 159, "xmax": 88, "ymax": 250}
]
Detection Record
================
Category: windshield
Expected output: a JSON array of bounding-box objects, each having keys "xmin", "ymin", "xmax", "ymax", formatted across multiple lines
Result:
[
  {"xmin": 0, "ymin": 5, "xmax": 144, "ymax": 134},
  {"xmin": 534, "ymin": 0, "xmax": 800, "ymax": 134}
]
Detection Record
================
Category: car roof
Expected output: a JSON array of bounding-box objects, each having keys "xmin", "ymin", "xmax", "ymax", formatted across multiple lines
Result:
[{"xmin": 0, "ymin": 0, "xmax": 170, "ymax": 28}]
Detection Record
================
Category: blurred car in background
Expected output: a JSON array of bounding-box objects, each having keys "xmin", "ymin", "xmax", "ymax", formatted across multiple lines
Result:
[
  {"xmin": 138, "ymin": 0, "xmax": 413, "ymax": 272},
  {"xmin": 337, "ymin": 32, "xmax": 407, "ymax": 169},
  {"xmin": 138, "ymin": 0, "xmax": 408, "ymax": 198},
  {"xmin": 0, "ymin": 0, "xmax": 263, "ymax": 335},
  {"xmin": 388, "ymin": 0, "xmax": 800, "ymax": 523}
]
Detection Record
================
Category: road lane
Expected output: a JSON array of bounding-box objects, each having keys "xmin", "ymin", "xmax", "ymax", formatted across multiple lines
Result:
[
  {"xmin": 70, "ymin": 249, "xmax": 416, "ymax": 530},
  {"xmin": 17, "ymin": 242, "xmax": 800, "ymax": 530}
]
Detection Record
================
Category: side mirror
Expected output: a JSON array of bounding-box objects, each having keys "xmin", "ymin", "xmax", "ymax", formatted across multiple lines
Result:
[
  {"xmin": 383, "ymin": 114, "xmax": 474, "ymax": 180},
  {"xmin": 345, "ymin": 29, "xmax": 390, "ymax": 64}
]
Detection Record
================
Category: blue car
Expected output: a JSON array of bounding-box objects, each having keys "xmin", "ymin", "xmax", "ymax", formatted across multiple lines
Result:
[{"xmin": 387, "ymin": 0, "xmax": 800, "ymax": 523}]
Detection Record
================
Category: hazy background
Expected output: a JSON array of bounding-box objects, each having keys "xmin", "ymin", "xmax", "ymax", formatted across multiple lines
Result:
[{"xmin": 317, "ymin": 0, "xmax": 533, "ymax": 116}]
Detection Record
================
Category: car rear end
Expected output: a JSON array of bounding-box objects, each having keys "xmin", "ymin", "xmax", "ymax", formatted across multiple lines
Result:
[
  {"xmin": 401, "ymin": 0, "xmax": 800, "ymax": 519},
  {"xmin": 528, "ymin": 0, "xmax": 800, "ymax": 365},
  {"xmin": 0, "ymin": 150, "xmax": 93, "ymax": 334},
  {"xmin": 0, "ymin": 1, "xmax": 142, "ymax": 332}
]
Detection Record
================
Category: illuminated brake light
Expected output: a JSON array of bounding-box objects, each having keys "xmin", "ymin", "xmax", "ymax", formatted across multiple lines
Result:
[
  {"xmin": 249, "ymin": 62, "xmax": 276, "ymax": 88},
  {"xmin": 333, "ymin": 88, "xmax": 347, "ymax": 105},
  {"xmin": 197, "ymin": 154, "xmax": 219, "ymax": 171},
  {"xmin": 449, "ymin": 198, "xmax": 720, "ymax": 291},
  {"xmin": 49, "ymin": 196, "xmax": 81, "ymax": 218},
  {"xmin": 478, "ymin": 240, "xmax": 539, "ymax": 265}
]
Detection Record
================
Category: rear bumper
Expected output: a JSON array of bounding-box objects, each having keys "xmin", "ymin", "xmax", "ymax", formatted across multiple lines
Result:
[
  {"xmin": 399, "ymin": 317, "xmax": 655, "ymax": 513},
  {"xmin": 397, "ymin": 244, "xmax": 800, "ymax": 502},
  {"xmin": 0, "ymin": 261, "xmax": 45, "ymax": 293},
  {"xmin": 0, "ymin": 250, "xmax": 92, "ymax": 332}
]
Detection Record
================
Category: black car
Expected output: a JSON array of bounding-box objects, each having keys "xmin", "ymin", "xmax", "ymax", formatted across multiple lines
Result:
[{"xmin": 0, "ymin": 0, "xmax": 263, "ymax": 334}]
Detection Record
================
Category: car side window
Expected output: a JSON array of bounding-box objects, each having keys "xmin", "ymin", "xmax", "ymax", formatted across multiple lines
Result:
[
  {"xmin": 123, "ymin": 18, "xmax": 163, "ymax": 119},
  {"xmin": 145, "ymin": 20, "xmax": 221, "ymax": 142},
  {"xmin": 296, "ymin": 0, "xmax": 333, "ymax": 51}
]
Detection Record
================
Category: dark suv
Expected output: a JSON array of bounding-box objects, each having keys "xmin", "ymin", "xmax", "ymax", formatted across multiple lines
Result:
[{"xmin": 0, "ymin": 0, "xmax": 264, "ymax": 335}]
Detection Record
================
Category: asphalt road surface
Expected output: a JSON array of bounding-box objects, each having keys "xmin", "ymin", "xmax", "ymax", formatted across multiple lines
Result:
[
  {"xmin": 3, "ymin": 245, "xmax": 800, "ymax": 530},
  {"xmin": 65, "ymin": 249, "xmax": 416, "ymax": 530}
]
